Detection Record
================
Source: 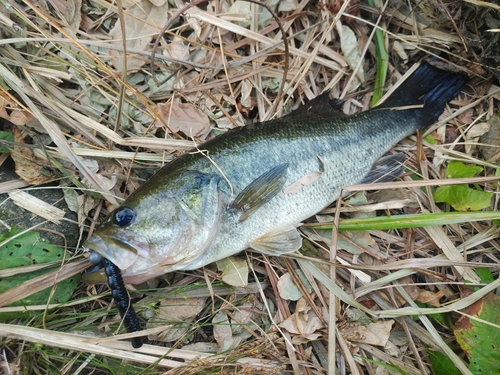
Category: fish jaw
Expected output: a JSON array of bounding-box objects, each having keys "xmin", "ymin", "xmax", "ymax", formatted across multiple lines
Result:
[
  {"xmin": 84, "ymin": 233, "xmax": 149, "ymax": 273},
  {"xmin": 84, "ymin": 233, "xmax": 173, "ymax": 284}
]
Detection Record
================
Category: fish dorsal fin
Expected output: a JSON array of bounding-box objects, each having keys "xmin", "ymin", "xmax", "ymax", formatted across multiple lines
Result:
[
  {"xmin": 230, "ymin": 163, "xmax": 288, "ymax": 222},
  {"xmin": 291, "ymin": 93, "xmax": 345, "ymax": 117},
  {"xmin": 360, "ymin": 153, "xmax": 407, "ymax": 184},
  {"xmin": 249, "ymin": 225, "xmax": 302, "ymax": 255}
]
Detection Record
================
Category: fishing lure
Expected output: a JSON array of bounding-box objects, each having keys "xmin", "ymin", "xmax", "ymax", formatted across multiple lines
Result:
[{"xmin": 88, "ymin": 252, "xmax": 143, "ymax": 348}]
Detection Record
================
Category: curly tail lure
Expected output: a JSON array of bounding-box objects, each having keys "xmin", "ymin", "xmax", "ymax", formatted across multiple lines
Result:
[{"xmin": 88, "ymin": 252, "xmax": 143, "ymax": 348}]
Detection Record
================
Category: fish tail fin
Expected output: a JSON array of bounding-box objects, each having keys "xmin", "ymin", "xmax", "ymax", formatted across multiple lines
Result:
[{"xmin": 378, "ymin": 62, "xmax": 465, "ymax": 129}]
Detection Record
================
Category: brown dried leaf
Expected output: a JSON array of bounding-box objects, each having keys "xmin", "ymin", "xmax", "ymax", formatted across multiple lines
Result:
[
  {"xmin": 0, "ymin": 93, "xmax": 35, "ymax": 125},
  {"xmin": 76, "ymin": 194, "xmax": 97, "ymax": 226},
  {"xmin": 340, "ymin": 320, "xmax": 394, "ymax": 346},
  {"xmin": 10, "ymin": 128, "xmax": 53, "ymax": 184},
  {"xmin": 457, "ymin": 108, "xmax": 474, "ymax": 125},
  {"xmin": 146, "ymin": 297, "xmax": 207, "ymax": 342},
  {"xmin": 401, "ymin": 276, "xmax": 421, "ymax": 301},
  {"xmin": 415, "ymin": 289, "xmax": 446, "ymax": 307},
  {"xmin": 213, "ymin": 311, "xmax": 233, "ymax": 351},
  {"xmin": 213, "ymin": 295, "xmax": 263, "ymax": 352},
  {"xmin": 9, "ymin": 109, "xmax": 36, "ymax": 126},
  {"xmin": 156, "ymin": 102, "xmax": 210, "ymax": 137},
  {"xmin": 279, "ymin": 298, "xmax": 324, "ymax": 336},
  {"xmin": 480, "ymin": 115, "xmax": 500, "ymax": 162}
]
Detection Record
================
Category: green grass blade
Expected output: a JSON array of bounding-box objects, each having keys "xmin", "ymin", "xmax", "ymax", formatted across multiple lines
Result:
[{"xmin": 304, "ymin": 211, "xmax": 500, "ymax": 231}]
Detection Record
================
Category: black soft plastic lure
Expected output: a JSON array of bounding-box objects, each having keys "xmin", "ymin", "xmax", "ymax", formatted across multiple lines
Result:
[{"xmin": 88, "ymin": 253, "xmax": 143, "ymax": 348}]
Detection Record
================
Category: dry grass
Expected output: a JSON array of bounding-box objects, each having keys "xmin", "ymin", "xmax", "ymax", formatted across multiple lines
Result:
[{"xmin": 0, "ymin": 0, "xmax": 499, "ymax": 374}]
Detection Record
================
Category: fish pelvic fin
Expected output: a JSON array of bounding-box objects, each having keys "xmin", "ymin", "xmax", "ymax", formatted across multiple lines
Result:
[
  {"xmin": 230, "ymin": 163, "xmax": 289, "ymax": 222},
  {"xmin": 249, "ymin": 224, "xmax": 302, "ymax": 255},
  {"xmin": 376, "ymin": 62, "xmax": 465, "ymax": 129},
  {"xmin": 360, "ymin": 153, "xmax": 407, "ymax": 184}
]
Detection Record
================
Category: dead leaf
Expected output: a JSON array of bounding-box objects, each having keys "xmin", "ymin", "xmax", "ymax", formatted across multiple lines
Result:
[
  {"xmin": 77, "ymin": 193, "xmax": 97, "ymax": 226},
  {"xmin": 401, "ymin": 276, "xmax": 421, "ymax": 301},
  {"xmin": 279, "ymin": 298, "xmax": 324, "ymax": 337},
  {"xmin": 277, "ymin": 270, "xmax": 314, "ymax": 301},
  {"xmin": 340, "ymin": 24, "xmax": 364, "ymax": 91},
  {"xmin": 213, "ymin": 296, "xmax": 264, "ymax": 352},
  {"xmin": 457, "ymin": 108, "xmax": 474, "ymax": 125},
  {"xmin": 340, "ymin": 320, "xmax": 394, "ymax": 347},
  {"xmin": 465, "ymin": 122, "xmax": 490, "ymax": 154},
  {"xmin": 109, "ymin": 1, "xmax": 170, "ymax": 72},
  {"xmin": 163, "ymin": 36, "xmax": 189, "ymax": 63},
  {"xmin": 64, "ymin": 0, "xmax": 82, "ymax": 29},
  {"xmin": 213, "ymin": 311, "xmax": 233, "ymax": 351},
  {"xmin": 9, "ymin": 109, "xmax": 36, "ymax": 126},
  {"xmin": 480, "ymin": 115, "xmax": 500, "ymax": 162},
  {"xmin": 277, "ymin": 273, "xmax": 302, "ymax": 301},
  {"xmin": 10, "ymin": 128, "xmax": 53, "ymax": 184},
  {"xmin": 180, "ymin": 342, "xmax": 218, "ymax": 353},
  {"xmin": 229, "ymin": 295, "xmax": 262, "ymax": 339},
  {"xmin": 0, "ymin": 93, "xmax": 36, "ymax": 125},
  {"xmin": 415, "ymin": 289, "xmax": 446, "ymax": 307},
  {"xmin": 146, "ymin": 297, "xmax": 207, "ymax": 342},
  {"xmin": 156, "ymin": 101, "xmax": 210, "ymax": 137},
  {"xmin": 279, "ymin": 0, "xmax": 299, "ymax": 12},
  {"xmin": 216, "ymin": 256, "xmax": 248, "ymax": 287}
]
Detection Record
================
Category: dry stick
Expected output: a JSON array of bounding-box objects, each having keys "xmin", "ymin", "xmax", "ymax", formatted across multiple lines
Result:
[
  {"xmin": 0, "ymin": 258, "xmax": 90, "ymax": 307},
  {"xmin": 263, "ymin": 259, "xmax": 301, "ymax": 374}
]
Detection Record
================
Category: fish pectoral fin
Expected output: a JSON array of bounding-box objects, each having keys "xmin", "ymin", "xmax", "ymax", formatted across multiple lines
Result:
[
  {"xmin": 360, "ymin": 153, "xmax": 407, "ymax": 184},
  {"xmin": 249, "ymin": 225, "xmax": 302, "ymax": 255},
  {"xmin": 230, "ymin": 163, "xmax": 288, "ymax": 222}
]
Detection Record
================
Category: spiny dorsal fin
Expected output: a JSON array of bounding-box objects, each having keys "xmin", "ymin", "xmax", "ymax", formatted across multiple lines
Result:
[
  {"xmin": 291, "ymin": 93, "xmax": 345, "ymax": 117},
  {"xmin": 230, "ymin": 163, "xmax": 288, "ymax": 222}
]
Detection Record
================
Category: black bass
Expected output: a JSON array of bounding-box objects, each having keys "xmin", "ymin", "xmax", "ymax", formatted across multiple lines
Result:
[{"xmin": 84, "ymin": 63, "xmax": 464, "ymax": 284}]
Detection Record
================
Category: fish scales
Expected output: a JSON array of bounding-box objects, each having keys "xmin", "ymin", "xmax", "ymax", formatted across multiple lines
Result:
[{"xmin": 84, "ymin": 63, "xmax": 465, "ymax": 284}]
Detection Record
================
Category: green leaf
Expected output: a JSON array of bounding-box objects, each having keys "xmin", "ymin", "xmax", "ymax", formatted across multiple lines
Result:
[
  {"xmin": 454, "ymin": 293, "xmax": 500, "ymax": 374},
  {"xmin": 0, "ymin": 131, "xmax": 14, "ymax": 153},
  {"xmin": 475, "ymin": 268, "xmax": 495, "ymax": 284},
  {"xmin": 429, "ymin": 350, "xmax": 461, "ymax": 375},
  {"xmin": 433, "ymin": 161, "xmax": 492, "ymax": 211},
  {"xmin": 434, "ymin": 185, "xmax": 493, "ymax": 211},
  {"xmin": 425, "ymin": 134, "xmax": 438, "ymax": 145},
  {"xmin": 446, "ymin": 160, "xmax": 483, "ymax": 179},
  {"xmin": 0, "ymin": 227, "xmax": 80, "ymax": 319}
]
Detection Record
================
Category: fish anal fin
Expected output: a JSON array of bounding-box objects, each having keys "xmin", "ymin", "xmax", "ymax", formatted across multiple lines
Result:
[
  {"xmin": 230, "ymin": 163, "xmax": 288, "ymax": 222},
  {"xmin": 249, "ymin": 225, "xmax": 302, "ymax": 255}
]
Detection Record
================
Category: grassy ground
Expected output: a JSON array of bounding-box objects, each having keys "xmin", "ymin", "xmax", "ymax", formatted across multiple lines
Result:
[{"xmin": 0, "ymin": 0, "xmax": 500, "ymax": 374}]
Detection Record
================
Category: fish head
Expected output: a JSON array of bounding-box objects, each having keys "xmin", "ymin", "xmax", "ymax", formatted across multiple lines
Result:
[{"xmin": 84, "ymin": 171, "xmax": 225, "ymax": 284}]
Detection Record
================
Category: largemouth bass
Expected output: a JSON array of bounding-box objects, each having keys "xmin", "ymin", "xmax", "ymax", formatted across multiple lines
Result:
[{"xmin": 84, "ymin": 63, "xmax": 464, "ymax": 285}]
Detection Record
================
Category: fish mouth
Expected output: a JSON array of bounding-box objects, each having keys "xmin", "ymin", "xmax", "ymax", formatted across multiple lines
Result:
[{"xmin": 84, "ymin": 234, "xmax": 142, "ymax": 271}]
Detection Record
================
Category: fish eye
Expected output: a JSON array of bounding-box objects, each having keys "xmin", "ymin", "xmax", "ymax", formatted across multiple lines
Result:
[{"xmin": 113, "ymin": 207, "xmax": 135, "ymax": 227}]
